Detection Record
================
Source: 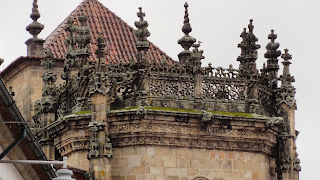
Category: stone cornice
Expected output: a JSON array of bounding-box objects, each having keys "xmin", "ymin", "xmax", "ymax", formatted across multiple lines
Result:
[
  {"xmin": 46, "ymin": 110, "xmax": 279, "ymax": 157},
  {"xmin": 109, "ymin": 110, "xmax": 278, "ymax": 155}
]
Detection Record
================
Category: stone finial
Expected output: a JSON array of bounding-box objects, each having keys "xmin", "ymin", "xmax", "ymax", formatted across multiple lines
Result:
[
  {"xmin": 264, "ymin": 30, "xmax": 281, "ymax": 81},
  {"xmin": 182, "ymin": 2, "xmax": 192, "ymax": 35},
  {"xmin": 134, "ymin": 7, "xmax": 150, "ymax": 48},
  {"xmin": 277, "ymin": 49, "xmax": 296, "ymax": 107},
  {"xmin": 134, "ymin": 7, "xmax": 150, "ymax": 63},
  {"xmin": 78, "ymin": 12, "xmax": 87, "ymax": 26},
  {"xmin": 0, "ymin": 57, "xmax": 4, "ymax": 66},
  {"xmin": 237, "ymin": 20, "xmax": 260, "ymax": 79},
  {"xmin": 39, "ymin": 49, "xmax": 58, "ymax": 113},
  {"xmin": 95, "ymin": 33, "xmax": 107, "ymax": 59},
  {"xmin": 26, "ymin": 0, "xmax": 44, "ymax": 39},
  {"xmin": 189, "ymin": 42, "xmax": 205, "ymax": 69},
  {"xmin": 178, "ymin": 2, "xmax": 196, "ymax": 65},
  {"xmin": 137, "ymin": 7, "xmax": 146, "ymax": 22},
  {"xmin": 248, "ymin": 19, "xmax": 254, "ymax": 33},
  {"xmin": 280, "ymin": 49, "xmax": 293, "ymax": 80},
  {"xmin": 25, "ymin": 0, "xmax": 45, "ymax": 56},
  {"xmin": 75, "ymin": 13, "xmax": 90, "ymax": 56},
  {"xmin": 264, "ymin": 30, "xmax": 281, "ymax": 62}
]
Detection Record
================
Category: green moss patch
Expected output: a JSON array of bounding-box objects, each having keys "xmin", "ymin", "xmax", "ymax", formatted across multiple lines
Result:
[
  {"xmin": 112, "ymin": 106, "xmax": 256, "ymax": 118},
  {"xmin": 73, "ymin": 110, "xmax": 92, "ymax": 115},
  {"xmin": 144, "ymin": 106, "xmax": 200, "ymax": 113},
  {"xmin": 208, "ymin": 110, "xmax": 254, "ymax": 118},
  {"xmin": 115, "ymin": 106, "xmax": 139, "ymax": 111}
]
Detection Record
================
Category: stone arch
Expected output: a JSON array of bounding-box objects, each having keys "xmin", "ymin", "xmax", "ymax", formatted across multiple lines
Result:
[{"xmin": 190, "ymin": 175, "xmax": 210, "ymax": 180}]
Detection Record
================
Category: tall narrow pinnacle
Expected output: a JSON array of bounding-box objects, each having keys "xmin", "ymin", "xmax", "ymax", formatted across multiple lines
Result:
[
  {"xmin": 248, "ymin": 19, "xmax": 254, "ymax": 33},
  {"xmin": 182, "ymin": 2, "xmax": 192, "ymax": 35},
  {"xmin": 134, "ymin": 7, "xmax": 150, "ymax": 63},
  {"xmin": 137, "ymin": 7, "xmax": 145, "ymax": 22},
  {"xmin": 237, "ymin": 20, "xmax": 260, "ymax": 79},
  {"xmin": 178, "ymin": 2, "xmax": 196, "ymax": 65},
  {"xmin": 134, "ymin": 7, "xmax": 150, "ymax": 49},
  {"xmin": 277, "ymin": 48, "xmax": 296, "ymax": 107},
  {"xmin": 25, "ymin": 0, "xmax": 45, "ymax": 56},
  {"xmin": 26, "ymin": 0, "xmax": 44, "ymax": 39},
  {"xmin": 264, "ymin": 29, "xmax": 281, "ymax": 81},
  {"xmin": 281, "ymin": 49, "xmax": 293, "ymax": 81}
]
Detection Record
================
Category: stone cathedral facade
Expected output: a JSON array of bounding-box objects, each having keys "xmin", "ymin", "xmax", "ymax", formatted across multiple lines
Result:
[{"xmin": 1, "ymin": 0, "xmax": 301, "ymax": 179}]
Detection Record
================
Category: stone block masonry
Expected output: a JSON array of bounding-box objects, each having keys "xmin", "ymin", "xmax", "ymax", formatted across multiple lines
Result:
[{"xmin": 111, "ymin": 146, "xmax": 274, "ymax": 180}]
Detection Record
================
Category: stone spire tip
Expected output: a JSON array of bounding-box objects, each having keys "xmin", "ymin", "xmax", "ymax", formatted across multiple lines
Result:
[
  {"xmin": 182, "ymin": 2, "xmax": 192, "ymax": 35},
  {"xmin": 248, "ymin": 19, "xmax": 254, "ymax": 33},
  {"xmin": 26, "ymin": 0, "xmax": 44, "ymax": 39}
]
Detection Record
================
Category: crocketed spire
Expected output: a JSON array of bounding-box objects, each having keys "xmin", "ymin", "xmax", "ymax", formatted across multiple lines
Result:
[
  {"xmin": 178, "ymin": 2, "xmax": 196, "ymax": 65},
  {"xmin": 25, "ymin": 0, "xmax": 45, "ymax": 56},
  {"xmin": 26, "ymin": 0, "xmax": 44, "ymax": 39},
  {"xmin": 134, "ymin": 7, "xmax": 150, "ymax": 63},
  {"xmin": 280, "ymin": 49, "xmax": 294, "ymax": 86},
  {"xmin": 277, "ymin": 49, "xmax": 296, "ymax": 107},
  {"xmin": 264, "ymin": 30, "xmax": 281, "ymax": 81},
  {"xmin": 237, "ymin": 19, "xmax": 260, "ymax": 79}
]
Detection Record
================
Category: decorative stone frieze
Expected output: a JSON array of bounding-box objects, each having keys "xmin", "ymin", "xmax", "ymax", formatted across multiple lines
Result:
[{"xmin": 108, "ymin": 110, "xmax": 278, "ymax": 156}]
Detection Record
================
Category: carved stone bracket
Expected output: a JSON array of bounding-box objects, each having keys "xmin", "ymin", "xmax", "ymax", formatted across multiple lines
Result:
[{"xmin": 88, "ymin": 121, "xmax": 113, "ymax": 159}]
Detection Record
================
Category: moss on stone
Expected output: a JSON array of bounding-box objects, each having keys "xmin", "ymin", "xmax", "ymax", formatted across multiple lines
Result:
[
  {"xmin": 144, "ymin": 106, "xmax": 200, "ymax": 113},
  {"xmin": 207, "ymin": 110, "xmax": 254, "ymax": 118},
  {"xmin": 111, "ymin": 106, "xmax": 256, "ymax": 118},
  {"xmin": 73, "ymin": 110, "xmax": 92, "ymax": 115},
  {"xmin": 115, "ymin": 106, "xmax": 139, "ymax": 111}
]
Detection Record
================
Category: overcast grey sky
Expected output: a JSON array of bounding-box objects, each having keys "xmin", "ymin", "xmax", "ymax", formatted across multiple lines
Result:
[{"xmin": 0, "ymin": 0, "xmax": 319, "ymax": 179}]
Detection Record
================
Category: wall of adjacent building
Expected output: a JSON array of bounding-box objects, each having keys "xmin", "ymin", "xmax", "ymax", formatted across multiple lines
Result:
[
  {"xmin": 0, "ymin": 147, "xmax": 23, "ymax": 180},
  {"xmin": 110, "ymin": 146, "xmax": 275, "ymax": 180},
  {"xmin": 2, "ymin": 60, "xmax": 64, "ymax": 122}
]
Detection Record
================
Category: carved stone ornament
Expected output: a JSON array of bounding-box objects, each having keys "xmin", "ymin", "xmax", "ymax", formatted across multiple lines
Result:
[
  {"xmin": 108, "ymin": 110, "xmax": 278, "ymax": 155},
  {"xmin": 88, "ymin": 121, "xmax": 103, "ymax": 159},
  {"xmin": 134, "ymin": 7, "xmax": 150, "ymax": 63},
  {"xmin": 201, "ymin": 110, "xmax": 213, "ymax": 122},
  {"xmin": 277, "ymin": 49, "xmax": 296, "ymax": 108},
  {"xmin": 266, "ymin": 117, "xmax": 284, "ymax": 127},
  {"xmin": 237, "ymin": 20, "xmax": 260, "ymax": 79},
  {"xmin": 39, "ymin": 49, "xmax": 58, "ymax": 113}
]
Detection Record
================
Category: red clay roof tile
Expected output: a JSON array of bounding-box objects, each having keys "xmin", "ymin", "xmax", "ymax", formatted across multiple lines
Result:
[{"xmin": 44, "ymin": 0, "xmax": 174, "ymax": 64}]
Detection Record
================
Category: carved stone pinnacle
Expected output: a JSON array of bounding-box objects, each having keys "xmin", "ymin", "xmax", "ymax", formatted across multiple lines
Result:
[
  {"xmin": 248, "ymin": 19, "xmax": 254, "ymax": 33},
  {"xmin": 26, "ymin": 0, "xmax": 44, "ymax": 39},
  {"xmin": 182, "ymin": 2, "xmax": 192, "ymax": 35}
]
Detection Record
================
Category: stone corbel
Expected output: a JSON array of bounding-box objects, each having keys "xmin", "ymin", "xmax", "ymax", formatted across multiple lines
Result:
[
  {"xmin": 201, "ymin": 110, "xmax": 213, "ymax": 122},
  {"xmin": 266, "ymin": 116, "xmax": 284, "ymax": 127}
]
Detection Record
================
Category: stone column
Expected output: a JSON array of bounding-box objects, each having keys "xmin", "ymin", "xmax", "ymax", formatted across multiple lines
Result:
[
  {"xmin": 88, "ymin": 94, "xmax": 112, "ymax": 180},
  {"xmin": 279, "ymin": 104, "xmax": 299, "ymax": 180},
  {"xmin": 135, "ymin": 68, "xmax": 150, "ymax": 107},
  {"xmin": 40, "ymin": 112, "xmax": 55, "ymax": 160},
  {"xmin": 194, "ymin": 71, "xmax": 203, "ymax": 109},
  {"xmin": 277, "ymin": 49, "xmax": 300, "ymax": 180}
]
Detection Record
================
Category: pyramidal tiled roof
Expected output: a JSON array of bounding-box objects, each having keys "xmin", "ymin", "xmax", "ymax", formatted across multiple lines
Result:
[{"xmin": 44, "ymin": 0, "xmax": 174, "ymax": 64}]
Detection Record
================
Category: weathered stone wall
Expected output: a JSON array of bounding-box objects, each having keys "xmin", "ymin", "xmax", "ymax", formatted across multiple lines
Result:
[
  {"xmin": 67, "ymin": 150, "xmax": 90, "ymax": 171},
  {"xmin": 2, "ymin": 61, "xmax": 63, "ymax": 121},
  {"xmin": 111, "ymin": 146, "xmax": 275, "ymax": 180}
]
